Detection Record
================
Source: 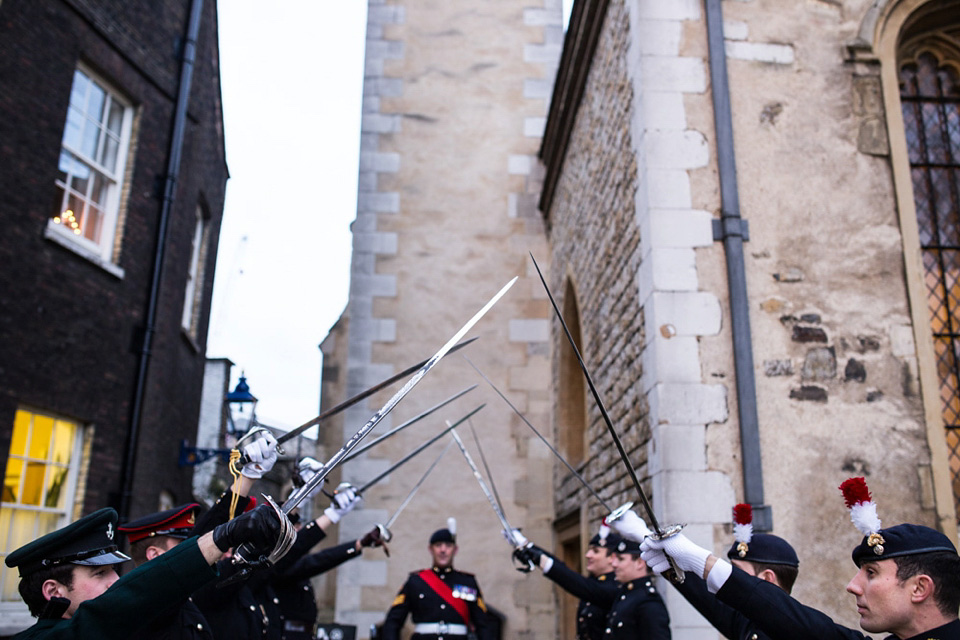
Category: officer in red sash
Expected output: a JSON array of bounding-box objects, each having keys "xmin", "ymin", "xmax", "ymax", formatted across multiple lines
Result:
[{"xmin": 381, "ymin": 520, "xmax": 495, "ymax": 640}]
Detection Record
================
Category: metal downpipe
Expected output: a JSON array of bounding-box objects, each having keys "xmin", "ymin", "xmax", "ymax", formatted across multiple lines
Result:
[
  {"xmin": 703, "ymin": 0, "xmax": 771, "ymax": 530},
  {"xmin": 120, "ymin": 0, "xmax": 204, "ymax": 519}
]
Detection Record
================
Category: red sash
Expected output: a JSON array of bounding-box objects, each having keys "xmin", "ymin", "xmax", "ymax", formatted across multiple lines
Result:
[{"xmin": 418, "ymin": 569, "xmax": 472, "ymax": 627}]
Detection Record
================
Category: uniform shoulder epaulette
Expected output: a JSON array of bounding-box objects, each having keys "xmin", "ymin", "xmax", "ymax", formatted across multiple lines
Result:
[{"xmin": 455, "ymin": 569, "xmax": 475, "ymax": 577}]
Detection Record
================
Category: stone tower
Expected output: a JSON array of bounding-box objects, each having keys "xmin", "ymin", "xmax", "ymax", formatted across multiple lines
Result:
[{"xmin": 319, "ymin": 1, "xmax": 565, "ymax": 637}]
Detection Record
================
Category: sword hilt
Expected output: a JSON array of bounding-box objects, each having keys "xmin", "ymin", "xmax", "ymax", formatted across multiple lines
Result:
[{"xmin": 652, "ymin": 523, "xmax": 686, "ymax": 585}]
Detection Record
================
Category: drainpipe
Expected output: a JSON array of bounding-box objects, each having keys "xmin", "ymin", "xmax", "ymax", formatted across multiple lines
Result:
[
  {"xmin": 703, "ymin": 0, "xmax": 772, "ymax": 531},
  {"xmin": 120, "ymin": 0, "xmax": 204, "ymax": 519}
]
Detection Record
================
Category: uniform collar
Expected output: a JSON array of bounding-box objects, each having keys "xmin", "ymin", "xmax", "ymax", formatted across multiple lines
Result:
[{"xmin": 432, "ymin": 565, "xmax": 453, "ymax": 573}]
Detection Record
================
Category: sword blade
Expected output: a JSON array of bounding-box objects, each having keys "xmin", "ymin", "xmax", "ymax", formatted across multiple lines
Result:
[
  {"xmin": 276, "ymin": 337, "xmax": 479, "ymax": 446},
  {"xmin": 384, "ymin": 439, "xmax": 455, "ymax": 529},
  {"xmin": 529, "ymin": 255, "xmax": 660, "ymax": 529},
  {"xmin": 281, "ymin": 276, "xmax": 516, "ymax": 515},
  {"xmin": 449, "ymin": 427, "xmax": 515, "ymax": 540},
  {"xmin": 468, "ymin": 418, "xmax": 505, "ymax": 518},
  {"xmin": 530, "ymin": 254, "xmax": 684, "ymax": 582},
  {"xmin": 358, "ymin": 404, "xmax": 485, "ymax": 494},
  {"xmin": 463, "ymin": 355, "xmax": 610, "ymax": 511},
  {"xmin": 341, "ymin": 385, "xmax": 477, "ymax": 464}
]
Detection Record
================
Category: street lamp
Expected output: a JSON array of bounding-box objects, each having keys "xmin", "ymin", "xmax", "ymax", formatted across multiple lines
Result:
[{"xmin": 226, "ymin": 373, "xmax": 258, "ymax": 438}]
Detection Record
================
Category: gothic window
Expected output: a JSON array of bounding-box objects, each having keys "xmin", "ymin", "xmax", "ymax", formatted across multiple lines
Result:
[
  {"xmin": 901, "ymin": 51, "xmax": 960, "ymax": 518},
  {"xmin": 558, "ymin": 279, "xmax": 587, "ymax": 465}
]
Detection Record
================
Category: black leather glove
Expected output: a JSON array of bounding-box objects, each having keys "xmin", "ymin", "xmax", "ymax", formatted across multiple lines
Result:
[
  {"xmin": 360, "ymin": 527, "xmax": 384, "ymax": 548},
  {"xmin": 212, "ymin": 504, "xmax": 282, "ymax": 552}
]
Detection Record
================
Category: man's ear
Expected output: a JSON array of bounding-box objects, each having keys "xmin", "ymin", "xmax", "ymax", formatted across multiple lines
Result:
[
  {"xmin": 757, "ymin": 568, "xmax": 779, "ymax": 586},
  {"xmin": 41, "ymin": 579, "xmax": 65, "ymax": 602},
  {"xmin": 911, "ymin": 574, "xmax": 936, "ymax": 604},
  {"xmin": 145, "ymin": 544, "xmax": 164, "ymax": 561}
]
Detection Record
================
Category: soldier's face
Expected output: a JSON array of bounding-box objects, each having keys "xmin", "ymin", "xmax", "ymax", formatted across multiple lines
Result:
[
  {"xmin": 611, "ymin": 553, "xmax": 646, "ymax": 583},
  {"xmin": 845, "ymin": 559, "xmax": 917, "ymax": 636},
  {"xmin": 59, "ymin": 564, "xmax": 119, "ymax": 618},
  {"xmin": 430, "ymin": 541, "xmax": 457, "ymax": 568},
  {"xmin": 585, "ymin": 545, "xmax": 613, "ymax": 576}
]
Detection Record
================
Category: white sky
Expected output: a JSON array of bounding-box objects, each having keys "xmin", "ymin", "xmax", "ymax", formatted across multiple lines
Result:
[
  {"xmin": 208, "ymin": 1, "xmax": 572, "ymax": 432},
  {"xmin": 207, "ymin": 1, "xmax": 369, "ymax": 430}
]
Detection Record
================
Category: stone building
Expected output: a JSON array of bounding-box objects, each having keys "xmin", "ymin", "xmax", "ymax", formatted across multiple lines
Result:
[
  {"xmin": 321, "ymin": 0, "xmax": 960, "ymax": 638},
  {"xmin": 0, "ymin": 0, "xmax": 227, "ymax": 632}
]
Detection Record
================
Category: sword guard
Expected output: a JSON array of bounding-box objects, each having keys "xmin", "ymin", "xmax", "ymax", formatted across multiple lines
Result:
[{"xmin": 652, "ymin": 523, "xmax": 687, "ymax": 585}]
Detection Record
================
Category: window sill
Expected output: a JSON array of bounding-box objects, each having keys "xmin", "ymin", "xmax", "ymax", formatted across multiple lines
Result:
[{"xmin": 44, "ymin": 223, "xmax": 125, "ymax": 279}]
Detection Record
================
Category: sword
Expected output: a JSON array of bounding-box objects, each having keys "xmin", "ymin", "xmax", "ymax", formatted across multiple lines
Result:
[
  {"xmin": 530, "ymin": 254, "xmax": 685, "ymax": 583},
  {"xmin": 233, "ymin": 276, "xmax": 516, "ymax": 566},
  {"xmin": 449, "ymin": 427, "xmax": 534, "ymax": 573},
  {"xmin": 358, "ymin": 404, "xmax": 486, "ymax": 494},
  {"xmin": 374, "ymin": 438, "xmax": 456, "ymax": 544},
  {"xmin": 463, "ymin": 355, "xmax": 611, "ymax": 511},
  {"xmin": 340, "ymin": 385, "xmax": 477, "ymax": 465},
  {"xmin": 235, "ymin": 338, "xmax": 480, "ymax": 466}
]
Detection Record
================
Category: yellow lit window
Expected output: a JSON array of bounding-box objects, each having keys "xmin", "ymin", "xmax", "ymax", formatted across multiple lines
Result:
[{"xmin": 0, "ymin": 409, "xmax": 84, "ymax": 604}]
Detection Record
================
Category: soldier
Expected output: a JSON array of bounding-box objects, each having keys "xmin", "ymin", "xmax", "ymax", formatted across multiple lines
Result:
[
  {"xmin": 508, "ymin": 525, "xmax": 621, "ymax": 640},
  {"xmin": 380, "ymin": 521, "xmax": 495, "ymax": 640},
  {"xmin": 4, "ymin": 503, "xmax": 285, "ymax": 640},
  {"xmin": 639, "ymin": 478, "xmax": 960, "ymax": 640},
  {"xmin": 267, "ymin": 458, "xmax": 382, "ymax": 640},
  {"xmin": 116, "ymin": 426, "xmax": 279, "ymax": 640},
  {"xmin": 613, "ymin": 505, "xmax": 799, "ymax": 640}
]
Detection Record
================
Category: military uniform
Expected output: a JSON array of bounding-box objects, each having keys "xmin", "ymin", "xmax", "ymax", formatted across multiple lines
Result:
[
  {"xmin": 119, "ymin": 503, "xmax": 215, "ymax": 640},
  {"xmin": 381, "ymin": 566, "xmax": 495, "ymax": 640},
  {"xmin": 673, "ymin": 574, "xmax": 769, "ymax": 640},
  {"xmin": 6, "ymin": 509, "xmax": 217, "ymax": 640},
  {"xmin": 603, "ymin": 574, "xmax": 670, "ymax": 640},
  {"xmin": 711, "ymin": 523, "xmax": 960, "ymax": 640},
  {"xmin": 672, "ymin": 531, "xmax": 799, "ymax": 640},
  {"xmin": 540, "ymin": 558, "xmax": 616, "ymax": 640}
]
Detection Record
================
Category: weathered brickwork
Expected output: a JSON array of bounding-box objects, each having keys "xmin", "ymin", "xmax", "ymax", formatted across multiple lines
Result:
[
  {"xmin": 546, "ymin": 0, "xmax": 648, "ymax": 525},
  {"xmin": 0, "ymin": 0, "xmax": 227, "ymax": 520}
]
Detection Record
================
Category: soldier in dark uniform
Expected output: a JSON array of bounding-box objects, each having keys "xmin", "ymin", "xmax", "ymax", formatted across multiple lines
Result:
[
  {"xmin": 639, "ymin": 479, "xmax": 960, "ymax": 640},
  {"xmin": 603, "ymin": 537, "xmax": 671, "ymax": 639},
  {"xmin": 4, "ymin": 503, "xmax": 284, "ymax": 640},
  {"xmin": 380, "ymin": 523, "xmax": 495, "ymax": 640},
  {"xmin": 613, "ymin": 506, "xmax": 799, "ymax": 640},
  {"xmin": 117, "ymin": 426, "xmax": 279, "ymax": 640},
  {"xmin": 508, "ymin": 526, "xmax": 621, "ymax": 640},
  {"xmin": 118, "ymin": 503, "xmax": 215, "ymax": 640}
]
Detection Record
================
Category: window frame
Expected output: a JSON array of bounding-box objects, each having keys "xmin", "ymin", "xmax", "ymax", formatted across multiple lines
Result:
[
  {"xmin": 874, "ymin": 0, "xmax": 960, "ymax": 537},
  {"xmin": 181, "ymin": 205, "xmax": 209, "ymax": 337},
  {"xmin": 0, "ymin": 408, "xmax": 86, "ymax": 632},
  {"xmin": 46, "ymin": 63, "xmax": 135, "ymax": 272}
]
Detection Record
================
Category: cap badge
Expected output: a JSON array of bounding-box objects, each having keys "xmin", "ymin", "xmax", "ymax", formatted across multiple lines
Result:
[
  {"xmin": 106, "ymin": 523, "xmax": 114, "ymax": 541},
  {"xmin": 736, "ymin": 541, "xmax": 748, "ymax": 558},
  {"xmin": 188, "ymin": 512, "xmax": 196, "ymax": 525},
  {"xmin": 868, "ymin": 532, "xmax": 885, "ymax": 555}
]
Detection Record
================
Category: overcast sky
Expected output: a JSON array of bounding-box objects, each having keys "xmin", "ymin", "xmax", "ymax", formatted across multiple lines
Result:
[
  {"xmin": 208, "ymin": 1, "xmax": 571, "ymax": 432},
  {"xmin": 207, "ymin": 1, "xmax": 368, "ymax": 431}
]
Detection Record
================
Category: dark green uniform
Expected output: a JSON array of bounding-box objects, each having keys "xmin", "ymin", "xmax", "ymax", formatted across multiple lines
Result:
[{"xmin": 13, "ymin": 537, "xmax": 216, "ymax": 640}]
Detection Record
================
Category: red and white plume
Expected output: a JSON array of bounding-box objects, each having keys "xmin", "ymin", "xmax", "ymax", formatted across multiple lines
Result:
[
  {"xmin": 732, "ymin": 503, "xmax": 753, "ymax": 557},
  {"xmin": 839, "ymin": 477, "xmax": 881, "ymax": 536},
  {"xmin": 447, "ymin": 517, "xmax": 457, "ymax": 539},
  {"xmin": 598, "ymin": 522, "xmax": 611, "ymax": 544}
]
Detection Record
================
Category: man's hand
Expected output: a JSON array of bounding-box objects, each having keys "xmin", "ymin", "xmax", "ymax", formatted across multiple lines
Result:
[
  {"xmin": 640, "ymin": 533, "xmax": 711, "ymax": 579},
  {"xmin": 502, "ymin": 528, "xmax": 530, "ymax": 548},
  {"xmin": 212, "ymin": 504, "xmax": 282, "ymax": 552},
  {"xmin": 239, "ymin": 428, "xmax": 278, "ymax": 479},
  {"xmin": 609, "ymin": 509, "xmax": 653, "ymax": 542},
  {"xmin": 297, "ymin": 457, "xmax": 325, "ymax": 498},
  {"xmin": 323, "ymin": 483, "xmax": 361, "ymax": 524}
]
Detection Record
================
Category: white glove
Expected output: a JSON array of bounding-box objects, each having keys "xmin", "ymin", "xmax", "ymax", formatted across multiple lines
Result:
[
  {"xmin": 502, "ymin": 528, "xmax": 530, "ymax": 548},
  {"xmin": 324, "ymin": 483, "xmax": 361, "ymax": 523},
  {"xmin": 297, "ymin": 457, "xmax": 325, "ymax": 498},
  {"xmin": 640, "ymin": 533, "xmax": 711, "ymax": 580},
  {"xmin": 239, "ymin": 428, "xmax": 278, "ymax": 479},
  {"xmin": 609, "ymin": 509, "xmax": 653, "ymax": 542}
]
